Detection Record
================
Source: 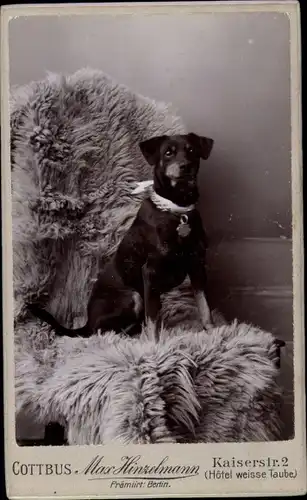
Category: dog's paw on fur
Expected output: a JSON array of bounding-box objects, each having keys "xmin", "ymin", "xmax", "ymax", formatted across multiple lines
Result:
[
  {"xmin": 211, "ymin": 309, "xmax": 228, "ymax": 327},
  {"xmin": 200, "ymin": 310, "xmax": 228, "ymax": 333},
  {"xmin": 202, "ymin": 323, "xmax": 214, "ymax": 332}
]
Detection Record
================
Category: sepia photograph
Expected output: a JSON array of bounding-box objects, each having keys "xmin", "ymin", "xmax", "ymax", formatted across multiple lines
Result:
[{"xmin": 2, "ymin": 1, "xmax": 305, "ymax": 499}]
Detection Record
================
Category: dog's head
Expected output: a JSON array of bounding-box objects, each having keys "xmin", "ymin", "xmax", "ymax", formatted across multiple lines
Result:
[{"xmin": 139, "ymin": 133, "xmax": 214, "ymax": 205}]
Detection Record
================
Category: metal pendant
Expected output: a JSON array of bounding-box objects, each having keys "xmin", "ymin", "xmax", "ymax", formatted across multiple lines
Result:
[{"xmin": 177, "ymin": 214, "xmax": 191, "ymax": 238}]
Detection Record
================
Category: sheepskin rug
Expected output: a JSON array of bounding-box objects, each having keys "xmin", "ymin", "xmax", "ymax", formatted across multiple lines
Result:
[{"xmin": 12, "ymin": 69, "xmax": 283, "ymax": 444}]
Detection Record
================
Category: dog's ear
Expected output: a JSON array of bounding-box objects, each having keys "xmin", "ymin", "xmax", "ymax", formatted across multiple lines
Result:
[
  {"xmin": 188, "ymin": 133, "xmax": 214, "ymax": 160},
  {"xmin": 139, "ymin": 136, "xmax": 167, "ymax": 166}
]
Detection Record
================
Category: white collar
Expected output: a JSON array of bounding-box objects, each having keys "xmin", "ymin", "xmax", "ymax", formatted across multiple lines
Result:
[{"xmin": 131, "ymin": 180, "xmax": 195, "ymax": 214}]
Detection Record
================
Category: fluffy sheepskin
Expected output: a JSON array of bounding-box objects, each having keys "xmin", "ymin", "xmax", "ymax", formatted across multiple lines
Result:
[{"xmin": 12, "ymin": 69, "xmax": 282, "ymax": 444}]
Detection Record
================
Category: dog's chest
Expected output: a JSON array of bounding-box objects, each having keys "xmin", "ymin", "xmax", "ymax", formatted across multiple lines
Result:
[
  {"xmin": 144, "ymin": 220, "xmax": 194, "ymax": 292},
  {"xmin": 115, "ymin": 203, "xmax": 204, "ymax": 293},
  {"xmin": 151, "ymin": 214, "xmax": 199, "ymax": 276},
  {"xmin": 156, "ymin": 220, "xmax": 189, "ymax": 252}
]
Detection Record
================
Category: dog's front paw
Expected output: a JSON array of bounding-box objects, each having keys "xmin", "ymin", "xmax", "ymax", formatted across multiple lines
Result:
[{"xmin": 202, "ymin": 322, "xmax": 214, "ymax": 332}]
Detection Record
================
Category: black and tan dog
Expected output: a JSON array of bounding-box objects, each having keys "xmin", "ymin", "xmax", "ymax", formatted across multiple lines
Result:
[{"xmin": 28, "ymin": 133, "xmax": 215, "ymax": 341}]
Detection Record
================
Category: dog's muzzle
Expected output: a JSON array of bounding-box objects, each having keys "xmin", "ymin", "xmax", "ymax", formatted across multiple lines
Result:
[{"xmin": 177, "ymin": 175, "xmax": 197, "ymax": 187}]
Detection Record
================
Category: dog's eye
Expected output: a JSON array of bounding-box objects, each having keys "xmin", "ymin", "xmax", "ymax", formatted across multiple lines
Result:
[
  {"xmin": 165, "ymin": 148, "xmax": 174, "ymax": 157},
  {"xmin": 187, "ymin": 146, "xmax": 194, "ymax": 154}
]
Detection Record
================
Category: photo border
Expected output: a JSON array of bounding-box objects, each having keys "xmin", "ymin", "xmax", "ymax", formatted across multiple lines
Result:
[{"xmin": 1, "ymin": 2, "xmax": 305, "ymax": 498}]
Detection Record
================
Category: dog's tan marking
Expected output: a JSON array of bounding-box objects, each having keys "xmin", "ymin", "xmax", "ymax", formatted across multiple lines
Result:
[
  {"xmin": 195, "ymin": 291, "xmax": 212, "ymax": 330},
  {"xmin": 166, "ymin": 162, "xmax": 180, "ymax": 183}
]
